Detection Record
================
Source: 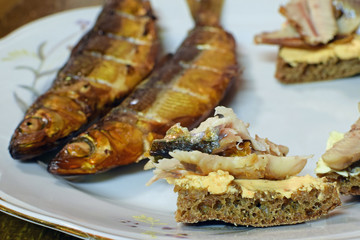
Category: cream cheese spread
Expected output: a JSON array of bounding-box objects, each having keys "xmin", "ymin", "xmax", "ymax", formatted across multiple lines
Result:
[
  {"xmin": 279, "ymin": 36, "xmax": 360, "ymax": 66},
  {"xmin": 173, "ymin": 170, "xmax": 326, "ymax": 199}
]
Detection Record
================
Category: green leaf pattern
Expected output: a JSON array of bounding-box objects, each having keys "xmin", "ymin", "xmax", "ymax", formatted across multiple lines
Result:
[{"xmin": 4, "ymin": 20, "xmax": 90, "ymax": 112}]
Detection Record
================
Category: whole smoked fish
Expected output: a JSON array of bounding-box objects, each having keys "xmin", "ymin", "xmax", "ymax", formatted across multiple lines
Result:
[
  {"xmin": 48, "ymin": 0, "xmax": 239, "ymax": 175},
  {"xmin": 9, "ymin": 0, "xmax": 158, "ymax": 160}
]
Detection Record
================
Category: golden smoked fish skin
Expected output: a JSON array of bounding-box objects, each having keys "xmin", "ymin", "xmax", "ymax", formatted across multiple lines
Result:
[
  {"xmin": 9, "ymin": 0, "xmax": 158, "ymax": 160},
  {"xmin": 48, "ymin": 0, "xmax": 239, "ymax": 175}
]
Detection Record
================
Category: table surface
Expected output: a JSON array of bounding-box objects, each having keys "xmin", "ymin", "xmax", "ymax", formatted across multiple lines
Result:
[{"xmin": 0, "ymin": 1, "xmax": 102, "ymax": 239}]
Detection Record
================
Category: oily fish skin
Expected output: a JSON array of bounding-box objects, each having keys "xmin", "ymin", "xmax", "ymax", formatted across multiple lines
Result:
[
  {"xmin": 47, "ymin": 0, "xmax": 239, "ymax": 176},
  {"xmin": 9, "ymin": 0, "xmax": 158, "ymax": 160}
]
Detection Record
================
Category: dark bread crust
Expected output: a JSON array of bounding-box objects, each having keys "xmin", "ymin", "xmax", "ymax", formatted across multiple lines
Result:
[
  {"xmin": 275, "ymin": 54, "xmax": 360, "ymax": 84},
  {"xmin": 174, "ymin": 180, "xmax": 341, "ymax": 227},
  {"xmin": 317, "ymin": 172, "xmax": 360, "ymax": 195}
]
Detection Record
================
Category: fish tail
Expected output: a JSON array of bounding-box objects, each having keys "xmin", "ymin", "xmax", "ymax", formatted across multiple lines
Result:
[{"xmin": 186, "ymin": 0, "xmax": 225, "ymax": 26}]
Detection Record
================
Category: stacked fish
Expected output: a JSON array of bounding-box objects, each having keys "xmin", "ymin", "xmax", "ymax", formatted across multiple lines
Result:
[{"xmin": 9, "ymin": 0, "xmax": 239, "ymax": 176}]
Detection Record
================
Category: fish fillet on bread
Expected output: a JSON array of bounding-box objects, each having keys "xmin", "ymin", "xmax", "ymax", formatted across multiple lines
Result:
[
  {"xmin": 316, "ymin": 103, "xmax": 360, "ymax": 195},
  {"xmin": 255, "ymin": 0, "xmax": 360, "ymax": 83},
  {"xmin": 146, "ymin": 106, "xmax": 341, "ymax": 227}
]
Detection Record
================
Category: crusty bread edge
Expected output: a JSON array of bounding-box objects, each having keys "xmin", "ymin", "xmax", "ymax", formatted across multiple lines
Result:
[
  {"xmin": 275, "ymin": 54, "xmax": 360, "ymax": 84},
  {"xmin": 174, "ymin": 179, "xmax": 341, "ymax": 227}
]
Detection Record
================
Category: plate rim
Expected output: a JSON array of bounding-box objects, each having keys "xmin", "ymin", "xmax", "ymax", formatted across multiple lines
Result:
[
  {"xmin": 1, "ymin": 1, "xmax": 360, "ymax": 239},
  {"xmin": 0, "ymin": 197, "xmax": 109, "ymax": 239}
]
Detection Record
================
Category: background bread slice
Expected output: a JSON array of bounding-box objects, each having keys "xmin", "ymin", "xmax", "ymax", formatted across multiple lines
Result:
[
  {"xmin": 318, "ymin": 172, "xmax": 360, "ymax": 195},
  {"xmin": 275, "ymin": 55, "xmax": 360, "ymax": 84}
]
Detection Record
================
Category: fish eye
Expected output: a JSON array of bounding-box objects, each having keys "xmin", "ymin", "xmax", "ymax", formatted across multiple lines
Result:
[
  {"xmin": 19, "ymin": 117, "xmax": 46, "ymax": 133},
  {"xmin": 66, "ymin": 137, "xmax": 95, "ymax": 158},
  {"xmin": 80, "ymin": 83, "xmax": 91, "ymax": 93}
]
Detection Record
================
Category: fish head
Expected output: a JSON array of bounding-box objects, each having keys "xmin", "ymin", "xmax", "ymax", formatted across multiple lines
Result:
[
  {"xmin": 48, "ymin": 121, "xmax": 146, "ymax": 175},
  {"xmin": 48, "ymin": 133, "xmax": 111, "ymax": 175},
  {"xmin": 9, "ymin": 109, "xmax": 66, "ymax": 160}
]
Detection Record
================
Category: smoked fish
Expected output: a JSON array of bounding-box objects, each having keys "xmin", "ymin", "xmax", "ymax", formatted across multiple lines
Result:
[
  {"xmin": 48, "ymin": 0, "xmax": 239, "ymax": 175},
  {"xmin": 9, "ymin": 0, "xmax": 159, "ymax": 160}
]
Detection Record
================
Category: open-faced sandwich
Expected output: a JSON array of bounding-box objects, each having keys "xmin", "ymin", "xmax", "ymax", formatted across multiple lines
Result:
[
  {"xmin": 146, "ymin": 106, "xmax": 341, "ymax": 227},
  {"xmin": 255, "ymin": 0, "xmax": 360, "ymax": 83},
  {"xmin": 316, "ymin": 103, "xmax": 360, "ymax": 195}
]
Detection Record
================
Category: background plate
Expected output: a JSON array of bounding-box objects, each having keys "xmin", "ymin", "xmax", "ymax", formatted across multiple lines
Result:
[{"xmin": 1, "ymin": 1, "xmax": 360, "ymax": 239}]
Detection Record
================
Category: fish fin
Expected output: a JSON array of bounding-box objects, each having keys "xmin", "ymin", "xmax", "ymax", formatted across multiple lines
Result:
[{"xmin": 186, "ymin": 0, "xmax": 225, "ymax": 27}]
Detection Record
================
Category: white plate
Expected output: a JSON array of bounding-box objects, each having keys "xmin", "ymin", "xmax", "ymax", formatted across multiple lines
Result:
[{"xmin": 1, "ymin": 1, "xmax": 360, "ymax": 239}]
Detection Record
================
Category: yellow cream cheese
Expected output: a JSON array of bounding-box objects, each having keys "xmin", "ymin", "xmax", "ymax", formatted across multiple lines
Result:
[
  {"xmin": 279, "ymin": 35, "xmax": 360, "ymax": 66},
  {"xmin": 172, "ymin": 171, "xmax": 326, "ymax": 199},
  {"xmin": 316, "ymin": 131, "xmax": 360, "ymax": 177},
  {"xmin": 173, "ymin": 170, "xmax": 236, "ymax": 194},
  {"xmin": 234, "ymin": 175, "xmax": 326, "ymax": 199}
]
